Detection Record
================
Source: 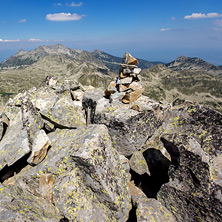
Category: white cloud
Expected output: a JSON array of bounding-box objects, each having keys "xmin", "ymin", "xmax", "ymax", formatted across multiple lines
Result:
[
  {"xmin": 28, "ymin": 38, "xmax": 42, "ymax": 42},
  {"xmin": 18, "ymin": 19, "xmax": 27, "ymax": 23},
  {"xmin": 0, "ymin": 39, "xmax": 20, "ymax": 42},
  {"xmin": 171, "ymin": 16, "xmax": 176, "ymax": 21},
  {"xmin": 46, "ymin": 13, "xmax": 84, "ymax": 21},
  {"xmin": 184, "ymin": 13, "xmax": 222, "ymax": 20},
  {"xmin": 160, "ymin": 28, "xmax": 171, "ymax": 32},
  {"xmin": 66, "ymin": 2, "xmax": 83, "ymax": 7},
  {"xmin": 0, "ymin": 38, "xmax": 45, "ymax": 43}
]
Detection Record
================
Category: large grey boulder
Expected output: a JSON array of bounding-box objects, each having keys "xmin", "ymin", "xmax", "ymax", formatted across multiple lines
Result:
[
  {"xmin": 92, "ymin": 96, "xmax": 163, "ymax": 156},
  {"xmin": 5, "ymin": 124, "xmax": 131, "ymax": 222},
  {"xmin": 154, "ymin": 105, "xmax": 222, "ymax": 222},
  {"xmin": 40, "ymin": 92, "xmax": 85, "ymax": 129}
]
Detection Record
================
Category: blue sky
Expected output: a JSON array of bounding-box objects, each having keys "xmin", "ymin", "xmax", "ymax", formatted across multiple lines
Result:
[{"xmin": 0, "ymin": 0, "xmax": 222, "ymax": 64}]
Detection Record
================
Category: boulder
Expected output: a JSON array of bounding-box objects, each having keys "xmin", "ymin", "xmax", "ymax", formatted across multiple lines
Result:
[
  {"xmin": 94, "ymin": 101, "xmax": 162, "ymax": 156},
  {"xmin": 41, "ymin": 93, "xmax": 85, "ymax": 129},
  {"xmin": 30, "ymin": 87, "xmax": 58, "ymax": 111},
  {"xmin": 30, "ymin": 124, "xmax": 131, "ymax": 221},
  {"xmin": 0, "ymin": 120, "xmax": 30, "ymax": 172},
  {"xmin": 129, "ymin": 151, "xmax": 150, "ymax": 175},
  {"xmin": 155, "ymin": 105, "xmax": 222, "ymax": 221}
]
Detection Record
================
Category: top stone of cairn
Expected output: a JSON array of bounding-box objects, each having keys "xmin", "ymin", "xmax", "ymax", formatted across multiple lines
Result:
[{"xmin": 122, "ymin": 52, "xmax": 139, "ymax": 65}]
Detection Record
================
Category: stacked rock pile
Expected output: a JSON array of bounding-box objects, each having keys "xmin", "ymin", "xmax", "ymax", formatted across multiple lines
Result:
[{"xmin": 105, "ymin": 52, "xmax": 144, "ymax": 103}]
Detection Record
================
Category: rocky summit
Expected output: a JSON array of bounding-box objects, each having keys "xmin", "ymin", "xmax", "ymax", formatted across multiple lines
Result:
[{"xmin": 0, "ymin": 57, "xmax": 221, "ymax": 222}]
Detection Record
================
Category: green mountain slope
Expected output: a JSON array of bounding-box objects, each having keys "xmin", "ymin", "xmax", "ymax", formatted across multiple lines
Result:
[{"xmin": 141, "ymin": 64, "xmax": 222, "ymax": 112}]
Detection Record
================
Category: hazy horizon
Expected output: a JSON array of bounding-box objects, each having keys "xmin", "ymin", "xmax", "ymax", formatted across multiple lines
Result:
[{"xmin": 1, "ymin": 0, "xmax": 222, "ymax": 65}]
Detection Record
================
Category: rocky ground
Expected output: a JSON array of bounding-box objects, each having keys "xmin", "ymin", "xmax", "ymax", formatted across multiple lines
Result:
[{"xmin": 0, "ymin": 77, "xmax": 221, "ymax": 221}]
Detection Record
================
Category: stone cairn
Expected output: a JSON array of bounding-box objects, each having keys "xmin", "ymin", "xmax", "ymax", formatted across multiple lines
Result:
[{"xmin": 105, "ymin": 52, "xmax": 144, "ymax": 104}]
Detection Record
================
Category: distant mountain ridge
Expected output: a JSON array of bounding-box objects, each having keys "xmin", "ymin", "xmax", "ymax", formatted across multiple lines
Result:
[
  {"xmin": 0, "ymin": 44, "xmax": 161, "ymax": 72},
  {"xmin": 166, "ymin": 55, "xmax": 222, "ymax": 76}
]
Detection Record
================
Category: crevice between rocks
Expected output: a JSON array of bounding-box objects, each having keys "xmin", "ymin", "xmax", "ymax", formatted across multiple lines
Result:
[
  {"xmin": 0, "ymin": 151, "xmax": 31, "ymax": 183},
  {"xmin": 188, "ymin": 168, "xmax": 201, "ymax": 187},
  {"xmin": 160, "ymin": 137, "xmax": 180, "ymax": 168},
  {"xmin": 0, "ymin": 121, "xmax": 8, "ymax": 141},
  {"xmin": 59, "ymin": 217, "xmax": 69, "ymax": 222},
  {"xmin": 40, "ymin": 113, "xmax": 77, "ymax": 130},
  {"xmin": 129, "ymin": 148, "xmax": 171, "ymax": 199},
  {"xmin": 126, "ymin": 201, "xmax": 137, "ymax": 222}
]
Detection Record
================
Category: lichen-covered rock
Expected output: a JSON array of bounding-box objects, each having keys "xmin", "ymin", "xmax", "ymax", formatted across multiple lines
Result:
[
  {"xmin": 155, "ymin": 104, "xmax": 222, "ymax": 222},
  {"xmin": 41, "ymin": 93, "xmax": 85, "ymax": 129},
  {"xmin": 12, "ymin": 124, "xmax": 131, "ymax": 222},
  {"xmin": 129, "ymin": 151, "xmax": 150, "ymax": 175},
  {"xmin": 21, "ymin": 97, "xmax": 45, "ymax": 144},
  {"xmin": 0, "ymin": 120, "xmax": 30, "ymax": 171},
  {"xmin": 94, "ymin": 104, "xmax": 161, "ymax": 157},
  {"xmin": 0, "ymin": 183, "xmax": 60, "ymax": 222},
  {"xmin": 30, "ymin": 87, "xmax": 58, "ymax": 111},
  {"xmin": 134, "ymin": 198, "xmax": 177, "ymax": 222}
]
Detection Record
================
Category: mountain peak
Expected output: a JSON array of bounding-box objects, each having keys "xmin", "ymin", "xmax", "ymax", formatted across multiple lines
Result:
[
  {"xmin": 166, "ymin": 55, "xmax": 222, "ymax": 75},
  {"xmin": 16, "ymin": 49, "xmax": 27, "ymax": 55},
  {"xmin": 175, "ymin": 55, "xmax": 188, "ymax": 62}
]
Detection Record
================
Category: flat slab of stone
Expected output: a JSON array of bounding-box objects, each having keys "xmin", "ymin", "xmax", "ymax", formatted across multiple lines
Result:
[{"xmin": 0, "ymin": 120, "xmax": 30, "ymax": 170}]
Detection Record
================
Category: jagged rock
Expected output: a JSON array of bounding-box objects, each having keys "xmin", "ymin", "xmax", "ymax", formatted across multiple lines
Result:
[
  {"xmin": 21, "ymin": 97, "xmax": 45, "ymax": 144},
  {"xmin": 129, "ymin": 151, "xmax": 150, "ymax": 175},
  {"xmin": 122, "ymin": 52, "xmax": 139, "ymax": 65},
  {"xmin": 0, "ymin": 124, "xmax": 131, "ymax": 221},
  {"xmin": 28, "ymin": 124, "xmax": 130, "ymax": 221},
  {"xmin": 0, "ymin": 117, "xmax": 30, "ymax": 172},
  {"xmin": 94, "ymin": 103, "xmax": 161, "ymax": 156},
  {"xmin": 134, "ymin": 198, "xmax": 177, "ymax": 222},
  {"xmin": 27, "ymin": 130, "xmax": 51, "ymax": 166},
  {"xmin": 1, "ymin": 76, "xmax": 221, "ymax": 222},
  {"xmin": 71, "ymin": 89, "xmax": 84, "ymax": 101},
  {"xmin": 119, "ymin": 154, "xmax": 131, "ymax": 181},
  {"xmin": 30, "ymin": 87, "xmax": 58, "ymax": 111},
  {"xmin": 0, "ymin": 183, "xmax": 60, "ymax": 221},
  {"xmin": 41, "ymin": 93, "xmax": 85, "ymax": 129},
  {"xmin": 155, "ymin": 104, "xmax": 222, "ymax": 222},
  {"xmin": 128, "ymin": 182, "xmax": 176, "ymax": 222}
]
